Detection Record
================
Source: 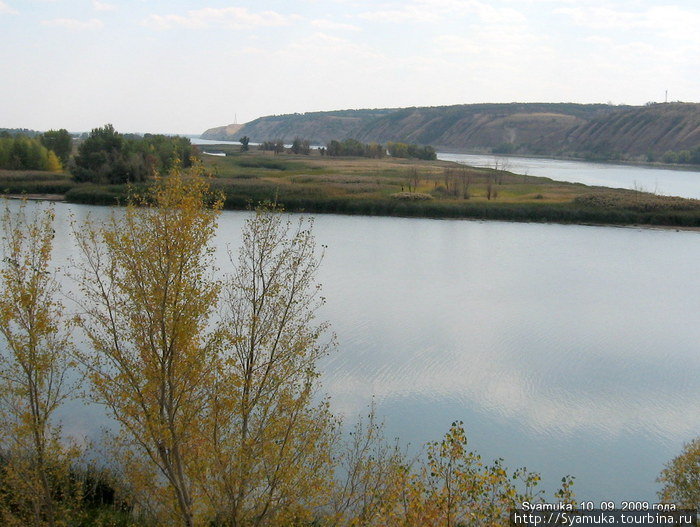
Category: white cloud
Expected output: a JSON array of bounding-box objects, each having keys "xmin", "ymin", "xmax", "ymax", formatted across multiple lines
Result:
[
  {"xmin": 0, "ymin": 1, "xmax": 18, "ymax": 15},
  {"xmin": 41, "ymin": 18, "xmax": 104, "ymax": 30},
  {"xmin": 358, "ymin": 0, "xmax": 527, "ymax": 24},
  {"xmin": 433, "ymin": 2, "xmax": 546, "ymax": 58},
  {"xmin": 584, "ymin": 35, "xmax": 613, "ymax": 46},
  {"xmin": 556, "ymin": 4, "xmax": 700, "ymax": 45},
  {"xmin": 310, "ymin": 18, "xmax": 361, "ymax": 31},
  {"xmin": 357, "ymin": 5, "xmax": 441, "ymax": 23},
  {"xmin": 285, "ymin": 32, "xmax": 384, "ymax": 63},
  {"xmin": 143, "ymin": 7, "xmax": 295, "ymax": 30},
  {"xmin": 93, "ymin": 0, "xmax": 116, "ymax": 11}
]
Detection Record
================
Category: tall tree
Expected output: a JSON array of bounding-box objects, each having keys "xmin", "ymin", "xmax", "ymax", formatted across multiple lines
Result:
[
  {"xmin": 39, "ymin": 129, "xmax": 72, "ymax": 165},
  {"xmin": 203, "ymin": 205, "xmax": 336, "ymax": 526},
  {"xmin": 239, "ymin": 136, "xmax": 250, "ymax": 152},
  {"xmin": 0, "ymin": 202, "xmax": 78, "ymax": 526},
  {"xmin": 73, "ymin": 168, "xmax": 223, "ymax": 526}
]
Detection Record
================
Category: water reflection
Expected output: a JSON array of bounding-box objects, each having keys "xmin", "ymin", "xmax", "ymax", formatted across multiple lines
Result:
[{"xmin": 3, "ymin": 200, "xmax": 699, "ymax": 503}]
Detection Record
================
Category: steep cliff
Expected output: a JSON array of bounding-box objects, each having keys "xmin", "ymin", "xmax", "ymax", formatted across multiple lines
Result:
[{"xmin": 202, "ymin": 102, "xmax": 700, "ymax": 158}]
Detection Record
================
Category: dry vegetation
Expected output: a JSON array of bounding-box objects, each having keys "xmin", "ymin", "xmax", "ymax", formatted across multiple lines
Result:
[
  {"xmin": 2, "ymin": 146, "xmax": 700, "ymax": 227},
  {"xmin": 196, "ymin": 147, "xmax": 700, "ymax": 226}
]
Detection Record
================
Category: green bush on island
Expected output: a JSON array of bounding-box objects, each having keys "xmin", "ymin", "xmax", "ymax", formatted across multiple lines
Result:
[
  {"xmin": 70, "ymin": 124, "xmax": 198, "ymax": 184},
  {"xmin": 326, "ymin": 138, "xmax": 386, "ymax": 158},
  {"xmin": 387, "ymin": 141, "xmax": 437, "ymax": 160}
]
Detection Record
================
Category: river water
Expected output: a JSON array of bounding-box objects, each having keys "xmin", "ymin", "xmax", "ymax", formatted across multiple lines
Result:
[
  {"xmin": 8, "ymin": 197, "xmax": 699, "ymax": 506},
  {"xmin": 438, "ymin": 153, "xmax": 700, "ymax": 200}
]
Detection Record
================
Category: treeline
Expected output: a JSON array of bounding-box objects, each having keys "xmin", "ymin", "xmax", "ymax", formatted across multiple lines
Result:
[
  {"xmin": 386, "ymin": 141, "xmax": 437, "ymax": 160},
  {"xmin": 0, "ymin": 173, "xmax": 576, "ymax": 527},
  {"xmin": 0, "ymin": 135, "xmax": 63, "ymax": 171},
  {"xmin": 0, "ymin": 125, "xmax": 198, "ymax": 184},
  {"xmin": 257, "ymin": 137, "xmax": 313, "ymax": 155},
  {"xmin": 326, "ymin": 138, "xmax": 385, "ymax": 158},
  {"xmin": 71, "ymin": 124, "xmax": 198, "ymax": 184},
  {"xmin": 324, "ymin": 138, "xmax": 437, "ymax": 160},
  {"xmin": 254, "ymin": 137, "xmax": 437, "ymax": 160},
  {"xmin": 0, "ymin": 127, "xmax": 42, "ymax": 138},
  {"xmin": 654, "ymin": 145, "xmax": 700, "ymax": 165}
]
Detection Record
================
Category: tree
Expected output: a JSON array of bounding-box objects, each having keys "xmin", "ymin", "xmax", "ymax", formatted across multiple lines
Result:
[
  {"xmin": 39, "ymin": 129, "xmax": 72, "ymax": 165},
  {"xmin": 406, "ymin": 168, "xmax": 420, "ymax": 193},
  {"xmin": 329, "ymin": 405, "xmax": 407, "ymax": 526},
  {"xmin": 658, "ymin": 438, "xmax": 700, "ymax": 509},
  {"xmin": 73, "ymin": 168, "xmax": 223, "ymax": 526},
  {"xmin": 239, "ymin": 136, "xmax": 250, "ymax": 152},
  {"xmin": 290, "ymin": 137, "xmax": 311, "ymax": 155},
  {"xmin": 326, "ymin": 140, "xmax": 342, "ymax": 157},
  {"xmin": 202, "ymin": 205, "xmax": 336, "ymax": 526},
  {"xmin": 492, "ymin": 156, "xmax": 510, "ymax": 185},
  {"xmin": 0, "ymin": 136, "xmax": 60, "ymax": 171},
  {"xmin": 71, "ymin": 124, "xmax": 130, "ymax": 183},
  {"xmin": 373, "ymin": 421, "xmax": 574, "ymax": 527},
  {"xmin": 71, "ymin": 125, "xmax": 196, "ymax": 184},
  {"xmin": 290, "ymin": 137, "xmax": 302, "ymax": 154},
  {"xmin": 0, "ymin": 202, "xmax": 78, "ymax": 526},
  {"xmin": 45, "ymin": 151, "xmax": 62, "ymax": 172}
]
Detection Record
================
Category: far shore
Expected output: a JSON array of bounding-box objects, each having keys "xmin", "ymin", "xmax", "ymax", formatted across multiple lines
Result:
[{"xmin": 2, "ymin": 147, "xmax": 700, "ymax": 229}]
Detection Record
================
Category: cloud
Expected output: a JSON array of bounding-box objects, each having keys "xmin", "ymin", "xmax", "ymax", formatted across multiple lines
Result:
[
  {"xmin": 310, "ymin": 18, "xmax": 361, "ymax": 31},
  {"xmin": 93, "ymin": 0, "xmax": 116, "ymax": 11},
  {"xmin": 358, "ymin": 0, "xmax": 527, "ymax": 24},
  {"xmin": 41, "ymin": 18, "xmax": 104, "ymax": 30},
  {"xmin": 357, "ymin": 5, "xmax": 441, "ymax": 23},
  {"xmin": 556, "ymin": 4, "xmax": 700, "ymax": 45},
  {"xmin": 143, "ymin": 7, "xmax": 295, "ymax": 30},
  {"xmin": 433, "ymin": 2, "xmax": 545, "ymax": 59},
  {"xmin": 285, "ymin": 32, "xmax": 384, "ymax": 63},
  {"xmin": 0, "ymin": 1, "xmax": 18, "ymax": 15}
]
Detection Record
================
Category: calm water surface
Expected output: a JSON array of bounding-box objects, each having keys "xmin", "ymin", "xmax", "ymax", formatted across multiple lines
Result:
[
  {"xmin": 19, "ymin": 200, "xmax": 699, "ymax": 505},
  {"xmin": 439, "ymin": 152, "xmax": 700, "ymax": 200}
]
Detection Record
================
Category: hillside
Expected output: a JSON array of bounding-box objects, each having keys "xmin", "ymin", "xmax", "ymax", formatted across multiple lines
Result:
[
  {"xmin": 203, "ymin": 108, "xmax": 397, "ymax": 144},
  {"xmin": 563, "ymin": 103, "xmax": 700, "ymax": 157},
  {"xmin": 202, "ymin": 102, "xmax": 700, "ymax": 160}
]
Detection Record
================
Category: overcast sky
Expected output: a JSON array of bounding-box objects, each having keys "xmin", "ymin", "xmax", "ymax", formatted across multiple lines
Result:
[{"xmin": 2, "ymin": 0, "xmax": 698, "ymax": 135}]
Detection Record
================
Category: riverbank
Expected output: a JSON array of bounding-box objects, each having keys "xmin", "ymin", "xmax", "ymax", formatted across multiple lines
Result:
[{"xmin": 2, "ymin": 148, "xmax": 700, "ymax": 227}]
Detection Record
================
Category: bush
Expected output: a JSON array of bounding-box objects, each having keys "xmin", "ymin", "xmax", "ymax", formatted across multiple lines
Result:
[
  {"xmin": 658, "ymin": 438, "xmax": 700, "ymax": 509},
  {"xmin": 390, "ymin": 192, "xmax": 433, "ymax": 200}
]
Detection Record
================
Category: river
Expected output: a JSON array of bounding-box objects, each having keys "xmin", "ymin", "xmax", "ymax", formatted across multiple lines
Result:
[
  {"xmin": 439, "ymin": 153, "xmax": 700, "ymax": 200},
  {"xmin": 13, "ymin": 199, "xmax": 699, "ymax": 506}
]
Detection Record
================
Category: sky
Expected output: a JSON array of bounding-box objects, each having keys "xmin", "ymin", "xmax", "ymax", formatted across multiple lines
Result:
[{"xmin": 1, "ymin": 0, "xmax": 699, "ymax": 135}]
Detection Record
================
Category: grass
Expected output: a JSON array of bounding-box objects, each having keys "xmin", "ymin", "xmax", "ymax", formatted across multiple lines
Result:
[
  {"xmin": 0, "ymin": 170, "xmax": 75, "ymax": 195},
  {"xmin": 3, "ymin": 148, "xmax": 700, "ymax": 228}
]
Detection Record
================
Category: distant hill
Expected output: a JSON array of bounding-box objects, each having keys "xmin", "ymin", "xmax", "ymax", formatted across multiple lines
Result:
[
  {"xmin": 200, "ymin": 123, "xmax": 244, "ymax": 140},
  {"xmin": 203, "ymin": 108, "xmax": 397, "ymax": 145},
  {"xmin": 202, "ymin": 102, "xmax": 700, "ymax": 160}
]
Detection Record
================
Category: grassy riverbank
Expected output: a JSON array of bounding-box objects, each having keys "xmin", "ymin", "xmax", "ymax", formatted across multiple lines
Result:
[{"xmin": 2, "ymin": 146, "xmax": 700, "ymax": 227}]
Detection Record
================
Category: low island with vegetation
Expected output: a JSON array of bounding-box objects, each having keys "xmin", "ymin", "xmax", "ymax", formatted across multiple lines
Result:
[{"xmin": 1, "ymin": 124, "xmax": 700, "ymax": 228}]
